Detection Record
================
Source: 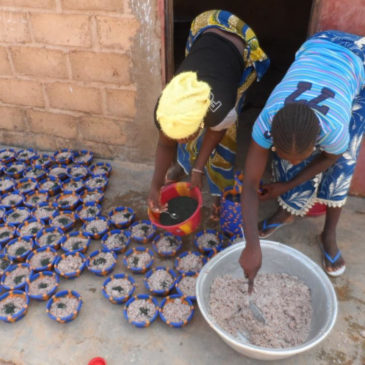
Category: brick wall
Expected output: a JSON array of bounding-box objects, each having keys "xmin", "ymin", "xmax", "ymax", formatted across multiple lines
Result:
[{"xmin": 0, "ymin": 0, "xmax": 162, "ymax": 161}]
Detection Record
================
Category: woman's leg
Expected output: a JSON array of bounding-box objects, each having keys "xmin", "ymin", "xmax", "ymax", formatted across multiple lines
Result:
[{"xmin": 320, "ymin": 207, "xmax": 345, "ymax": 274}]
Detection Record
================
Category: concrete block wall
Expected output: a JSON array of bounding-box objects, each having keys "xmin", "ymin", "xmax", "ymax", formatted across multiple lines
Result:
[{"xmin": 0, "ymin": 0, "xmax": 163, "ymax": 162}]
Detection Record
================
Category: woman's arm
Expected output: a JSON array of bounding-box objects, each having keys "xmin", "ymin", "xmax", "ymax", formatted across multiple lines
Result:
[
  {"xmin": 239, "ymin": 140, "xmax": 269, "ymax": 290},
  {"xmin": 260, "ymin": 151, "xmax": 340, "ymax": 200},
  {"xmin": 287, "ymin": 151, "xmax": 340, "ymax": 189},
  {"xmin": 190, "ymin": 128, "xmax": 226, "ymax": 189},
  {"xmin": 148, "ymin": 131, "xmax": 177, "ymax": 211}
]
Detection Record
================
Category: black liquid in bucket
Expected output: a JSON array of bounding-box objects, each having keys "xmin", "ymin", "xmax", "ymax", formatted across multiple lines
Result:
[{"xmin": 159, "ymin": 196, "xmax": 198, "ymax": 226}]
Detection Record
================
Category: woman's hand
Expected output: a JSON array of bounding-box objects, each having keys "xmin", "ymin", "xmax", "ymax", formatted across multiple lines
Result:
[
  {"xmin": 148, "ymin": 185, "xmax": 165, "ymax": 213},
  {"xmin": 239, "ymin": 244, "xmax": 262, "ymax": 293},
  {"xmin": 259, "ymin": 182, "xmax": 290, "ymax": 200},
  {"xmin": 190, "ymin": 169, "xmax": 204, "ymax": 190}
]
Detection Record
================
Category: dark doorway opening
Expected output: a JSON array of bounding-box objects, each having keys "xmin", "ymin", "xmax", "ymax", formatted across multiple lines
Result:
[{"xmin": 167, "ymin": 0, "xmax": 314, "ymax": 167}]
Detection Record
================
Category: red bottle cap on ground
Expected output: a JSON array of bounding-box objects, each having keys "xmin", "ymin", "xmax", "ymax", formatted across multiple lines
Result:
[{"xmin": 88, "ymin": 357, "xmax": 106, "ymax": 365}]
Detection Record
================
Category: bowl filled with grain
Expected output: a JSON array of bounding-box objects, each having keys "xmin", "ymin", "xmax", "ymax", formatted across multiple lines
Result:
[
  {"xmin": 159, "ymin": 294, "xmax": 194, "ymax": 328},
  {"xmin": 86, "ymin": 249, "xmax": 117, "ymax": 277},
  {"xmin": 46, "ymin": 290, "xmax": 82, "ymax": 324},
  {"xmin": 196, "ymin": 240, "xmax": 338, "ymax": 360},
  {"xmin": 0, "ymin": 290, "xmax": 29, "ymax": 323},
  {"xmin": 143, "ymin": 266, "xmax": 176, "ymax": 296},
  {"xmin": 102, "ymin": 273, "xmax": 136, "ymax": 304},
  {"xmin": 152, "ymin": 232, "xmax": 182, "ymax": 258},
  {"xmin": 101, "ymin": 229, "xmax": 131, "ymax": 254},
  {"xmin": 26, "ymin": 271, "xmax": 59, "ymax": 301},
  {"xmin": 123, "ymin": 294, "xmax": 159, "ymax": 328}
]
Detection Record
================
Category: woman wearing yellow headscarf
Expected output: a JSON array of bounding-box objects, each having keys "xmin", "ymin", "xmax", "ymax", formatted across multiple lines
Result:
[{"xmin": 148, "ymin": 10, "xmax": 269, "ymax": 220}]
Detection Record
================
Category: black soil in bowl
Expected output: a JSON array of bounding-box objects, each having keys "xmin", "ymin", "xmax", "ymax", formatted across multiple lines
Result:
[{"xmin": 159, "ymin": 196, "xmax": 198, "ymax": 226}]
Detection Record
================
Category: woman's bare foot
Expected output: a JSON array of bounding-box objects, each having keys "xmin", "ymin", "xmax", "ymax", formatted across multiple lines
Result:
[
  {"xmin": 320, "ymin": 231, "xmax": 346, "ymax": 276},
  {"xmin": 164, "ymin": 163, "xmax": 186, "ymax": 185},
  {"xmin": 258, "ymin": 207, "xmax": 294, "ymax": 238}
]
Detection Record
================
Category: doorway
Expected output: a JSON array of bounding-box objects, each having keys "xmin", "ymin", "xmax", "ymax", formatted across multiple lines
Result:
[{"xmin": 164, "ymin": 0, "xmax": 314, "ymax": 167}]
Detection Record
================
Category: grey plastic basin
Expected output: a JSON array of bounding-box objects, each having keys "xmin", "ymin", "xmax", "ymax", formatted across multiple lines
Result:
[{"xmin": 196, "ymin": 240, "xmax": 337, "ymax": 361}]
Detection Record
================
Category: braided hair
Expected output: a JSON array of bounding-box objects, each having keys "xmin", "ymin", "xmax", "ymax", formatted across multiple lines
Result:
[{"xmin": 271, "ymin": 103, "xmax": 320, "ymax": 154}]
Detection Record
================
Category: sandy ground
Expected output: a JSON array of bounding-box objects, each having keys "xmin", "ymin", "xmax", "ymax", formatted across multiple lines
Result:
[{"xmin": 0, "ymin": 158, "xmax": 364, "ymax": 365}]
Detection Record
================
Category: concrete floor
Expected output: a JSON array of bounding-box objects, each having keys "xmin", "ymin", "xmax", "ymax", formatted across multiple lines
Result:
[{"xmin": 0, "ymin": 158, "xmax": 365, "ymax": 365}]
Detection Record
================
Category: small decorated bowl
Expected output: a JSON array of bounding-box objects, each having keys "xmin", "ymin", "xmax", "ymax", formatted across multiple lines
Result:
[
  {"xmin": 53, "ymin": 149, "xmax": 75, "ymax": 165},
  {"xmin": 50, "ymin": 210, "xmax": 77, "ymax": 232},
  {"xmin": 194, "ymin": 229, "xmax": 223, "ymax": 256},
  {"xmin": 0, "ymin": 253, "xmax": 12, "ymax": 277},
  {"xmin": 5, "ymin": 237, "xmax": 34, "ymax": 262},
  {"xmin": 123, "ymin": 247, "xmax": 154, "ymax": 274},
  {"xmin": 32, "ymin": 202, "xmax": 55, "ymax": 224},
  {"xmin": 102, "ymin": 273, "xmax": 136, "ymax": 304},
  {"xmin": 53, "ymin": 192, "xmax": 81, "ymax": 211},
  {"xmin": 61, "ymin": 231, "xmax": 90, "ymax": 254},
  {"xmin": 90, "ymin": 162, "xmax": 112, "ymax": 177},
  {"xmin": 130, "ymin": 220, "xmax": 156, "ymax": 244},
  {"xmin": 123, "ymin": 294, "xmax": 159, "ymax": 328},
  {"xmin": 46, "ymin": 290, "xmax": 82, "ymax": 324},
  {"xmin": 108, "ymin": 206, "xmax": 135, "ymax": 229},
  {"xmin": 38, "ymin": 176, "xmax": 61, "ymax": 196},
  {"xmin": 4, "ymin": 207, "xmax": 31, "ymax": 227},
  {"xmin": 0, "ymin": 224, "xmax": 16, "ymax": 246},
  {"xmin": 67, "ymin": 164, "xmax": 90, "ymax": 180},
  {"xmin": 85, "ymin": 174, "xmax": 109, "ymax": 192},
  {"xmin": 87, "ymin": 249, "xmax": 117, "ymax": 276},
  {"xmin": 54, "ymin": 252, "xmax": 87, "ymax": 279},
  {"xmin": 174, "ymin": 251, "xmax": 207, "ymax": 275},
  {"xmin": 16, "ymin": 178, "xmax": 38, "ymax": 195},
  {"xmin": 159, "ymin": 294, "xmax": 194, "ymax": 328},
  {"xmin": 0, "ymin": 148, "xmax": 16, "ymax": 164},
  {"xmin": 35, "ymin": 226, "xmax": 65, "ymax": 250},
  {"xmin": 80, "ymin": 188, "xmax": 104, "ymax": 205},
  {"xmin": 48, "ymin": 164, "xmax": 68, "ymax": 180},
  {"xmin": 82, "ymin": 216, "xmax": 110, "ymax": 240},
  {"xmin": 143, "ymin": 266, "xmax": 176, "ymax": 296},
  {"xmin": 16, "ymin": 148, "xmax": 38, "ymax": 164},
  {"xmin": 26, "ymin": 271, "xmax": 59, "ymax": 301},
  {"xmin": 26, "ymin": 246, "xmax": 58, "ymax": 272},
  {"xmin": 152, "ymin": 233, "xmax": 182, "ymax": 258},
  {"xmin": 175, "ymin": 272, "xmax": 198, "ymax": 301},
  {"xmin": 0, "ymin": 290, "xmax": 29, "ymax": 323},
  {"xmin": 0, "ymin": 190, "xmax": 24, "ymax": 209},
  {"xmin": 16, "ymin": 218, "xmax": 44, "ymax": 238},
  {"xmin": 4, "ymin": 161, "xmax": 26, "ymax": 179},
  {"xmin": 0, "ymin": 176, "xmax": 16, "ymax": 194},
  {"xmin": 75, "ymin": 202, "xmax": 102, "ymax": 223},
  {"xmin": 24, "ymin": 191, "xmax": 49, "ymax": 209},
  {"xmin": 1, "ymin": 262, "xmax": 32, "ymax": 290},
  {"xmin": 72, "ymin": 150, "xmax": 94, "ymax": 165},
  {"xmin": 23, "ymin": 165, "xmax": 48, "ymax": 181},
  {"xmin": 101, "ymin": 229, "xmax": 131, "ymax": 254},
  {"xmin": 62, "ymin": 178, "xmax": 84, "ymax": 194},
  {"xmin": 32, "ymin": 154, "xmax": 53, "ymax": 169}
]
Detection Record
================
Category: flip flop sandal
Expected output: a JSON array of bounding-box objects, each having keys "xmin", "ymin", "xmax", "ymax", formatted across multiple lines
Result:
[
  {"xmin": 259, "ymin": 219, "xmax": 290, "ymax": 239},
  {"xmin": 321, "ymin": 246, "xmax": 346, "ymax": 277}
]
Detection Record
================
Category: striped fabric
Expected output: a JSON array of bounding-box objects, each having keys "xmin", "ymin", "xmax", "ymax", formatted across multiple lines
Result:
[{"xmin": 252, "ymin": 31, "xmax": 365, "ymax": 155}]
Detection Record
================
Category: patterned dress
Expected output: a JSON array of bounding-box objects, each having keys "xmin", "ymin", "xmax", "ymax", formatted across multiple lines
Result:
[{"xmin": 176, "ymin": 10, "xmax": 269, "ymax": 196}]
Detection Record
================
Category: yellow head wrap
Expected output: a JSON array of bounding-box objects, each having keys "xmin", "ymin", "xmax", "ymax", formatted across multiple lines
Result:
[{"xmin": 156, "ymin": 71, "xmax": 211, "ymax": 140}]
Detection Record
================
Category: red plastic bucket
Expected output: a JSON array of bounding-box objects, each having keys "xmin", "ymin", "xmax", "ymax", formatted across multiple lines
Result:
[
  {"xmin": 306, "ymin": 203, "xmax": 327, "ymax": 217},
  {"xmin": 148, "ymin": 182, "xmax": 202, "ymax": 236}
]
